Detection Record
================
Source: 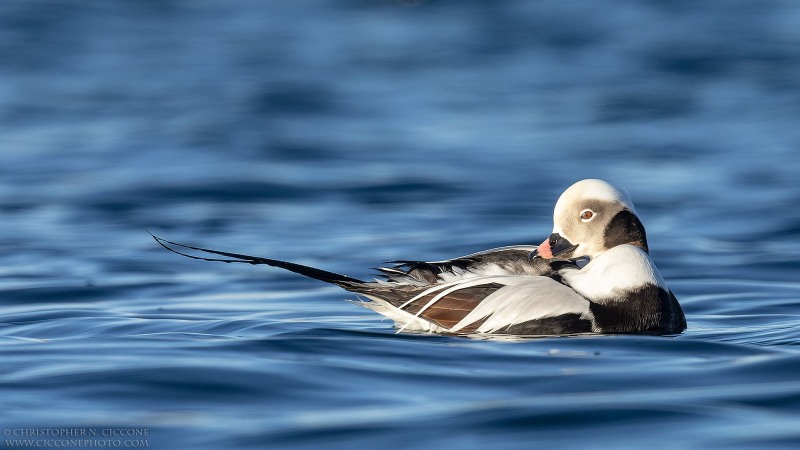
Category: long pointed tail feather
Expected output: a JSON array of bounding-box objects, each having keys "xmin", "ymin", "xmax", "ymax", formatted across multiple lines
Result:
[{"xmin": 146, "ymin": 229, "xmax": 365, "ymax": 286}]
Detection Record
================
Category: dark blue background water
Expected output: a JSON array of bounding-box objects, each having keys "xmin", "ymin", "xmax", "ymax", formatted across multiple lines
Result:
[{"xmin": 2, "ymin": 1, "xmax": 800, "ymax": 448}]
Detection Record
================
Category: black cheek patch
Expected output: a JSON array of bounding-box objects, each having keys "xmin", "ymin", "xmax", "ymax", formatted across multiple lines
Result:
[{"xmin": 603, "ymin": 210, "xmax": 648, "ymax": 253}]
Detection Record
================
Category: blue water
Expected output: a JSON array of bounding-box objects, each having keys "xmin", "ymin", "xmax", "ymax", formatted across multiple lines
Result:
[{"xmin": 2, "ymin": 1, "xmax": 800, "ymax": 448}]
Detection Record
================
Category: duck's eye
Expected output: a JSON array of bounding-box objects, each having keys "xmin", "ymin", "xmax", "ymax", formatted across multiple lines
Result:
[{"xmin": 580, "ymin": 209, "xmax": 594, "ymax": 222}]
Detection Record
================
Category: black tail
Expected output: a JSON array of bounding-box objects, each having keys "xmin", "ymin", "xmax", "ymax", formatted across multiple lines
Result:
[{"xmin": 147, "ymin": 230, "xmax": 365, "ymax": 286}]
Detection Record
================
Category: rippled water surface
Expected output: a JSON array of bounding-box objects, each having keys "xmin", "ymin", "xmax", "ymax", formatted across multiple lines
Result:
[{"xmin": 2, "ymin": 1, "xmax": 800, "ymax": 449}]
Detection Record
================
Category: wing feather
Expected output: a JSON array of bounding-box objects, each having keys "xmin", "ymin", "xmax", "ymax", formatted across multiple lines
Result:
[{"xmin": 378, "ymin": 245, "xmax": 553, "ymax": 285}]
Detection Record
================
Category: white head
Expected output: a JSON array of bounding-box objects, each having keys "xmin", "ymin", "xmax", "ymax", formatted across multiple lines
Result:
[{"xmin": 535, "ymin": 179, "xmax": 647, "ymax": 260}]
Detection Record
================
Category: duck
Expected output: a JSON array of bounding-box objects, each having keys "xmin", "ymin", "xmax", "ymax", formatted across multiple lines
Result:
[{"xmin": 150, "ymin": 179, "xmax": 686, "ymax": 336}]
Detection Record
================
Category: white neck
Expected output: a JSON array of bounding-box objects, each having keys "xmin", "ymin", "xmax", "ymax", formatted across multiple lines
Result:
[{"xmin": 559, "ymin": 244, "xmax": 667, "ymax": 303}]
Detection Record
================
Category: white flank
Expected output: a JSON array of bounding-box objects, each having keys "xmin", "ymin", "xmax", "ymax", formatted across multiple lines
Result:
[
  {"xmin": 399, "ymin": 275, "xmax": 538, "ymax": 333},
  {"xmin": 449, "ymin": 277, "xmax": 589, "ymax": 333},
  {"xmin": 355, "ymin": 297, "xmax": 448, "ymax": 333}
]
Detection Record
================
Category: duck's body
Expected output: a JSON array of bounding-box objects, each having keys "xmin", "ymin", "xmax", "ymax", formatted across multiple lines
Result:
[
  {"xmin": 152, "ymin": 179, "xmax": 687, "ymax": 336},
  {"xmin": 356, "ymin": 243, "xmax": 684, "ymax": 335}
]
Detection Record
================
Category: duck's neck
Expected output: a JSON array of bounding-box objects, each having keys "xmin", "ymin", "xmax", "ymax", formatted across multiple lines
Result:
[{"xmin": 560, "ymin": 244, "xmax": 666, "ymax": 304}]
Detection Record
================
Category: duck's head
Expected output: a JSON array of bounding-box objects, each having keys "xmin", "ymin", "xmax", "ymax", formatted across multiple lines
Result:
[{"xmin": 533, "ymin": 179, "xmax": 648, "ymax": 261}]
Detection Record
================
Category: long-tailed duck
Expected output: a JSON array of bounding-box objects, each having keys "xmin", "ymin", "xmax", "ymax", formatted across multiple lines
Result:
[{"xmin": 151, "ymin": 179, "xmax": 686, "ymax": 336}]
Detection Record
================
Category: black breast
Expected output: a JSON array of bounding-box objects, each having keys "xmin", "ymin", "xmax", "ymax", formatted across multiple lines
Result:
[{"xmin": 589, "ymin": 284, "xmax": 687, "ymax": 334}]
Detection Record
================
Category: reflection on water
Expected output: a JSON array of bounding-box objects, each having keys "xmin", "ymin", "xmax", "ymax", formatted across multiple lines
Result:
[{"xmin": 2, "ymin": 1, "xmax": 800, "ymax": 449}]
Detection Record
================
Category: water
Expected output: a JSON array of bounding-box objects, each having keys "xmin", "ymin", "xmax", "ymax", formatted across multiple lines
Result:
[{"xmin": 2, "ymin": 0, "xmax": 800, "ymax": 448}]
